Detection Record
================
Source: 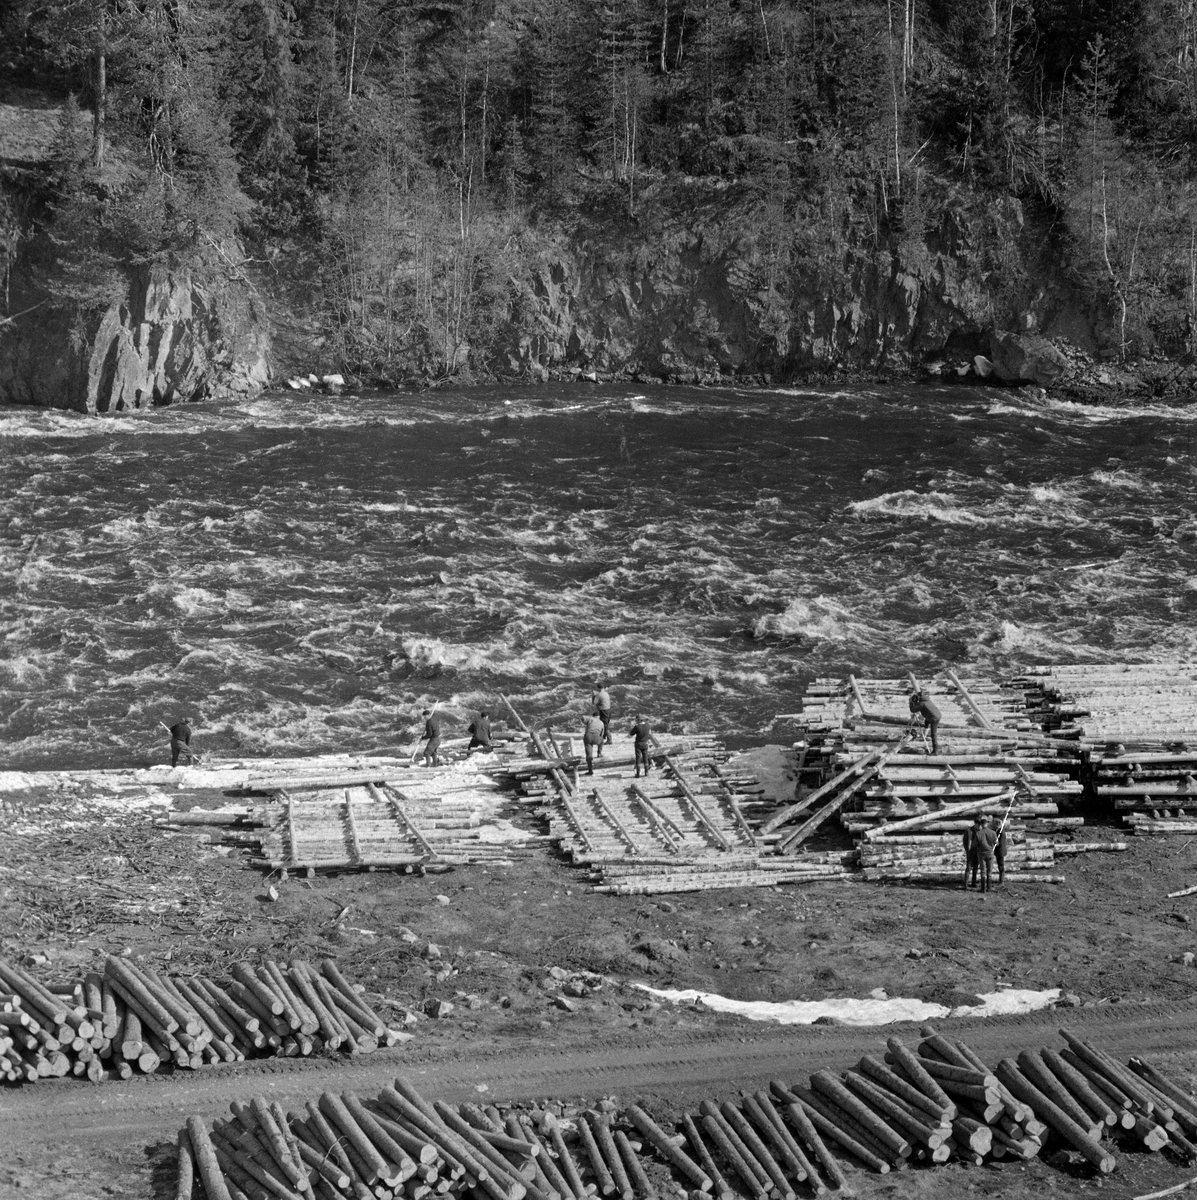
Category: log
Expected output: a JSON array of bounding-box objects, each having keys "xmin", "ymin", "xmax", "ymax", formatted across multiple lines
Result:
[
  {"xmin": 772, "ymin": 1085, "xmax": 889, "ymax": 1175},
  {"xmin": 187, "ymin": 1117, "xmax": 234, "ymax": 1200},
  {"xmin": 698, "ymin": 1114, "xmax": 767, "ymax": 1199},
  {"xmin": 863, "ymin": 790, "xmax": 1019, "ymax": 840},
  {"xmin": 679, "ymin": 1115, "xmax": 730, "ymax": 1200},
  {"xmin": 809, "ymin": 1071, "xmax": 910, "ymax": 1159},
  {"xmin": 885, "ymin": 1039, "xmax": 955, "ymax": 1113},
  {"xmin": 626, "ymin": 1105, "xmax": 711, "ymax": 1191},
  {"xmin": 761, "ymin": 749, "xmax": 885, "ymax": 833},
  {"xmin": 1016, "ymin": 1051, "xmax": 1103, "ymax": 1139},
  {"xmin": 995, "ymin": 1059, "xmax": 1115, "ymax": 1173}
]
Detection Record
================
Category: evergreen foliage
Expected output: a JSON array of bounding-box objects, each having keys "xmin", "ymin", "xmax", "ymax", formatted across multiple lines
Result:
[{"xmin": 2, "ymin": 0, "xmax": 1195, "ymax": 374}]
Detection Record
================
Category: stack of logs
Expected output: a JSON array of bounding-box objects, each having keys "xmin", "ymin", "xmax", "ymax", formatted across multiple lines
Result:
[
  {"xmin": 0, "ymin": 955, "xmax": 408, "ymax": 1085},
  {"xmin": 1090, "ymin": 749, "xmax": 1197, "ymax": 836},
  {"xmin": 1012, "ymin": 663, "xmax": 1197, "ymax": 749},
  {"xmin": 174, "ymin": 1032, "xmax": 1197, "ymax": 1200}
]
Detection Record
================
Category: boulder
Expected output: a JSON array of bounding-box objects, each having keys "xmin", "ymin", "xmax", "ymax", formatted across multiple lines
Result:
[{"xmin": 987, "ymin": 330, "xmax": 1070, "ymax": 386}]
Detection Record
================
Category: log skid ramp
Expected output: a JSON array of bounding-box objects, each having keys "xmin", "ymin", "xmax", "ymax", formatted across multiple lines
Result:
[
  {"xmin": 505, "ymin": 720, "xmax": 805, "ymax": 895},
  {"xmin": 170, "ymin": 1023, "xmax": 1197, "ymax": 1200}
]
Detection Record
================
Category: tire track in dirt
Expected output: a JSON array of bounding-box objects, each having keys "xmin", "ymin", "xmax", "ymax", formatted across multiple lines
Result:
[{"xmin": 5, "ymin": 998, "xmax": 1197, "ymax": 1152}]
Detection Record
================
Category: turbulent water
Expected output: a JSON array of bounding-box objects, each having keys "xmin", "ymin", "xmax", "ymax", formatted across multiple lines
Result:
[{"xmin": 2, "ymin": 383, "xmax": 1196, "ymax": 770}]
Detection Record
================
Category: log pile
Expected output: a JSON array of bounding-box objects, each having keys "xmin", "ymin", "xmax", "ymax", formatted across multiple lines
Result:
[
  {"xmin": 173, "ymin": 1032, "xmax": 1197, "ymax": 1199},
  {"xmin": 0, "ymin": 954, "xmax": 409, "ymax": 1085},
  {"xmin": 1089, "ymin": 748, "xmax": 1197, "ymax": 835},
  {"xmin": 1011, "ymin": 663, "xmax": 1197, "ymax": 749}
]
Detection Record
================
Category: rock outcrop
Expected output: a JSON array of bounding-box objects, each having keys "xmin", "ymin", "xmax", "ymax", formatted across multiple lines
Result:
[
  {"xmin": 502, "ymin": 220, "xmax": 1001, "ymax": 384},
  {"xmin": 986, "ymin": 330, "xmax": 1071, "ymax": 387},
  {"xmin": 0, "ymin": 265, "xmax": 269, "ymax": 412}
]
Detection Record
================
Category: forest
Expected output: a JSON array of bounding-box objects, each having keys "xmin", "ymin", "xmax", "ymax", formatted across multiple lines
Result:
[{"xmin": 1, "ymin": 0, "xmax": 1196, "ymax": 382}]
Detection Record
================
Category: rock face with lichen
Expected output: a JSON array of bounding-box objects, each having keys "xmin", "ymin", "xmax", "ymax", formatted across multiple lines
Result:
[
  {"xmin": 0, "ymin": 265, "xmax": 270, "ymax": 412},
  {"xmin": 497, "ymin": 209, "xmax": 1066, "ymax": 386}
]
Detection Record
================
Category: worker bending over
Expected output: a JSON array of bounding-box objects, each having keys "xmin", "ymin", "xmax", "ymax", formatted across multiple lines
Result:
[
  {"xmin": 582, "ymin": 712, "xmax": 606, "ymax": 775},
  {"xmin": 467, "ymin": 710, "xmax": 493, "ymax": 753},
  {"xmin": 908, "ymin": 688, "xmax": 942, "ymax": 754},
  {"xmin": 419, "ymin": 709, "xmax": 446, "ymax": 767},
  {"xmin": 169, "ymin": 719, "xmax": 196, "ymax": 767}
]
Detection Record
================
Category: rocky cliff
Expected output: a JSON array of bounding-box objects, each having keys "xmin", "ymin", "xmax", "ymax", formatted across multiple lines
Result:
[
  {"xmin": 491, "ymin": 199, "xmax": 1095, "ymax": 389},
  {"xmin": 0, "ymin": 265, "xmax": 270, "ymax": 413}
]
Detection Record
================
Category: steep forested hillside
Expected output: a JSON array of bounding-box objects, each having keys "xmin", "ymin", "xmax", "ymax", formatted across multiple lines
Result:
[{"xmin": 1, "ymin": 0, "xmax": 1195, "ymax": 389}]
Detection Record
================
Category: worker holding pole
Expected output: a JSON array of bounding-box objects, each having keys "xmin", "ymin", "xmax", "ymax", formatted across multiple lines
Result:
[
  {"xmin": 908, "ymin": 688, "xmax": 942, "ymax": 754},
  {"xmin": 418, "ymin": 708, "xmax": 447, "ymax": 767},
  {"xmin": 162, "ymin": 718, "xmax": 197, "ymax": 767}
]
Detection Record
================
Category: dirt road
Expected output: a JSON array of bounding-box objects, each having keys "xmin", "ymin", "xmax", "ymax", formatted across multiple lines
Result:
[{"xmin": 5, "ymin": 998, "xmax": 1197, "ymax": 1151}]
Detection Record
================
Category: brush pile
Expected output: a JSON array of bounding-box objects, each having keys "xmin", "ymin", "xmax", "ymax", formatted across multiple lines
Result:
[
  {"xmin": 173, "ymin": 1030, "xmax": 1197, "ymax": 1200},
  {"xmin": 0, "ymin": 954, "xmax": 409, "ymax": 1084}
]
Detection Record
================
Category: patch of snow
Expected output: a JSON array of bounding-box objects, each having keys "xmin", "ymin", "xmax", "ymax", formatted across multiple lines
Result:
[{"xmin": 635, "ymin": 983, "xmax": 1062, "ymax": 1025}]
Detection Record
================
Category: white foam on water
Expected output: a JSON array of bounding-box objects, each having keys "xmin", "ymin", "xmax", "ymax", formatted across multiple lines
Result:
[
  {"xmin": 752, "ymin": 596, "xmax": 886, "ymax": 644},
  {"xmin": 635, "ymin": 983, "xmax": 1063, "ymax": 1025}
]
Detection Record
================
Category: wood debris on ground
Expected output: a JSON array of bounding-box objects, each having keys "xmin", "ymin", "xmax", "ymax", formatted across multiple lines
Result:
[
  {"xmin": 172, "ymin": 1030, "xmax": 1197, "ymax": 1200},
  {"xmin": 0, "ymin": 953, "xmax": 411, "ymax": 1085}
]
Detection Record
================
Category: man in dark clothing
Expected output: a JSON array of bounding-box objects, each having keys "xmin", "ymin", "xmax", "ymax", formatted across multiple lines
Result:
[
  {"xmin": 962, "ymin": 817, "xmax": 982, "ymax": 890},
  {"xmin": 591, "ymin": 682, "xmax": 613, "ymax": 745},
  {"xmin": 991, "ymin": 816, "xmax": 1009, "ymax": 886},
  {"xmin": 420, "ymin": 709, "xmax": 446, "ymax": 767},
  {"xmin": 169, "ymin": 719, "xmax": 196, "ymax": 767},
  {"xmin": 972, "ymin": 817, "xmax": 998, "ymax": 892},
  {"xmin": 908, "ymin": 689, "xmax": 942, "ymax": 754},
  {"xmin": 629, "ymin": 714, "xmax": 652, "ymax": 777},
  {"xmin": 467, "ymin": 711, "xmax": 493, "ymax": 753},
  {"xmin": 582, "ymin": 713, "xmax": 605, "ymax": 775}
]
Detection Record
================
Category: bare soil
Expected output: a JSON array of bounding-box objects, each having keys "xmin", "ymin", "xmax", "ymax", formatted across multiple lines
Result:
[{"xmin": 4, "ymin": 778, "xmax": 1197, "ymax": 1200}]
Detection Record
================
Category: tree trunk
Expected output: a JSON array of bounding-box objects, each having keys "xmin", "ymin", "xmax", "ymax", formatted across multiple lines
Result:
[
  {"xmin": 347, "ymin": 0, "xmax": 361, "ymax": 101},
  {"xmin": 92, "ymin": 38, "xmax": 106, "ymax": 170}
]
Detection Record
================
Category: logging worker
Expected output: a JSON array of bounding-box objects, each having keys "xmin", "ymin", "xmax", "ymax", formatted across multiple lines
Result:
[
  {"xmin": 582, "ymin": 712, "xmax": 606, "ymax": 775},
  {"xmin": 962, "ymin": 817, "xmax": 982, "ymax": 890},
  {"xmin": 591, "ymin": 680, "xmax": 613, "ymax": 745},
  {"xmin": 419, "ymin": 708, "xmax": 446, "ymax": 767},
  {"xmin": 972, "ymin": 815, "xmax": 999, "ymax": 892},
  {"xmin": 991, "ymin": 815, "xmax": 1009, "ymax": 886},
  {"xmin": 908, "ymin": 689, "xmax": 942, "ymax": 754},
  {"xmin": 630, "ymin": 714, "xmax": 653, "ymax": 777},
  {"xmin": 168, "ymin": 719, "xmax": 196, "ymax": 767},
  {"xmin": 467, "ymin": 710, "xmax": 493, "ymax": 753}
]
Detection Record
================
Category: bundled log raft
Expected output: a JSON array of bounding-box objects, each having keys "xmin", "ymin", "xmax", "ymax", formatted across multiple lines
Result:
[
  {"xmin": 165, "ymin": 760, "xmax": 542, "ymax": 875},
  {"xmin": 172, "ymin": 1031, "xmax": 1197, "ymax": 1199},
  {"xmin": 0, "ymin": 954, "xmax": 410, "ymax": 1085}
]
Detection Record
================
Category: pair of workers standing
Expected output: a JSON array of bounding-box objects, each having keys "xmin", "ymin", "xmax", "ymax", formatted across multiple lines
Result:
[
  {"xmin": 963, "ymin": 814, "xmax": 1009, "ymax": 892},
  {"xmin": 416, "ymin": 708, "xmax": 495, "ymax": 766},
  {"xmin": 581, "ymin": 681, "xmax": 653, "ymax": 776}
]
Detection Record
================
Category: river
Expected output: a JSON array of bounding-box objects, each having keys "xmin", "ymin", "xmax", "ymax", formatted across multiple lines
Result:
[{"xmin": 1, "ymin": 383, "xmax": 1195, "ymax": 769}]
